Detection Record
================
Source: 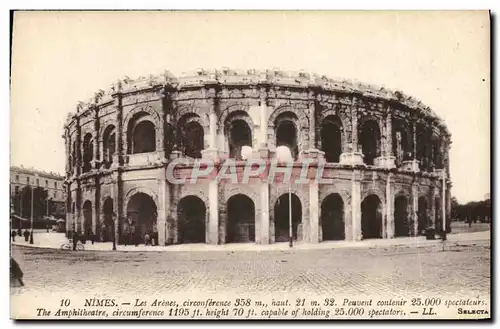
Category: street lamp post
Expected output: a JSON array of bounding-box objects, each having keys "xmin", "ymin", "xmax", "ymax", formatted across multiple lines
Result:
[
  {"xmin": 288, "ymin": 183, "xmax": 293, "ymax": 248},
  {"xmin": 30, "ymin": 174, "xmax": 38, "ymax": 244},
  {"xmin": 112, "ymin": 213, "xmax": 117, "ymax": 251}
]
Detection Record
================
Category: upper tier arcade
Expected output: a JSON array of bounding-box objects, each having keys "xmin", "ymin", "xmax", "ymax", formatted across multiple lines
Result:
[{"xmin": 63, "ymin": 68, "xmax": 451, "ymax": 179}]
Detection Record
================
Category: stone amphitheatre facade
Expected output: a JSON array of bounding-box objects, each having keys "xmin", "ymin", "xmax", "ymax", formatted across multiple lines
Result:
[{"xmin": 63, "ymin": 68, "xmax": 451, "ymax": 246}]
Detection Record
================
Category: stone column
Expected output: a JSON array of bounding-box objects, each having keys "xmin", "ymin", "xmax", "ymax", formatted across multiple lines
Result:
[
  {"xmin": 351, "ymin": 169, "xmax": 362, "ymax": 241},
  {"xmin": 166, "ymin": 184, "xmax": 178, "ymax": 245},
  {"xmin": 385, "ymin": 173, "xmax": 394, "ymax": 238},
  {"xmin": 429, "ymin": 186, "xmax": 436, "ymax": 229},
  {"xmin": 259, "ymin": 181, "xmax": 270, "ymax": 244},
  {"xmin": 309, "ymin": 180, "xmax": 320, "ymax": 243},
  {"xmin": 340, "ymin": 100, "xmax": 364, "ymax": 165},
  {"xmin": 207, "ymin": 179, "xmax": 219, "ymax": 244}
]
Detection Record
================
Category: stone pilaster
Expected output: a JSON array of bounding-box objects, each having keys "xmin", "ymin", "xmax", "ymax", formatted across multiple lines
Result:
[
  {"xmin": 351, "ymin": 169, "xmax": 362, "ymax": 241},
  {"xmin": 207, "ymin": 179, "xmax": 219, "ymax": 244},
  {"xmin": 92, "ymin": 107, "xmax": 100, "ymax": 170},
  {"xmin": 157, "ymin": 178, "xmax": 167, "ymax": 246},
  {"xmin": 259, "ymin": 87, "xmax": 268, "ymax": 149},
  {"xmin": 166, "ymin": 184, "xmax": 179, "ymax": 244},
  {"xmin": 259, "ymin": 181, "xmax": 270, "ymax": 244},
  {"xmin": 401, "ymin": 121, "xmax": 420, "ymax": 171},
  {"xmin": 111, "ymin": 83, "xmax": 123, "ymax": 167},
  {"xmin": 111, "ymin": 171, "xmax": 122, "ymax": 244},
  {"xmin": 92, "ymin": 180, "xmax": 99, "ymax": 234},
  {"xmin": 374, "ymin": 109, "xmax": 396, "ymax": 169},
  {"xmin": 340, "ymin": 103, "xmax": 364, "ymax": 165},
  {"xmin": 385, "ymin": 173, "xmax": 395, "ymax": 238},
  {"xmin": 309, "ymin": 180, "xmax": 320, "ymax": 243},
  {"xmin": 411, "ymin": 183, "xmax": 419, "ymax": 236}
]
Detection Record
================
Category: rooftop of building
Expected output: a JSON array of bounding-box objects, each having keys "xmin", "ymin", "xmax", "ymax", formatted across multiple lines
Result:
[{"xmin": 10, "ymin": 165, "xmax": 65, "ymax": 180}]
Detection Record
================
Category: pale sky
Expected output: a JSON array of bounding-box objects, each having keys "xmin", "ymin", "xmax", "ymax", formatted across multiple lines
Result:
[{"xmin": 10, "ymin": 11, "xmax": 490, "ymax": 203}]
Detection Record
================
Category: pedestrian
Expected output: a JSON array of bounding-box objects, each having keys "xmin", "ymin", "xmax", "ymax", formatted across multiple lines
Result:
[
  {"xmin": 17, "ymin": 228, "xmax": 22, "ymax": 237},
  {"xmin": 23, "ymin": 230, "xmax": 30, "ymax": 242},
  {"xmin": 10, "ymin": 258, "xmax": 24, "ymax": 287},
  {"xmin": 11, "ymin": 230, "xmax": 16, "ymax": 242},
  {"xmin": 72, "ymin": 230, "xmax": 78, "ymax": 251},
  {"xmin": 144, "ymin": 232, "xmax": 151, "ymax": 246}
]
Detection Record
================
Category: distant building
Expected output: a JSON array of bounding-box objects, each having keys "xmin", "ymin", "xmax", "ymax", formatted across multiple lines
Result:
[{"xmin": 10, "ymin": 166, "xmax": 66, "ymax": 218}]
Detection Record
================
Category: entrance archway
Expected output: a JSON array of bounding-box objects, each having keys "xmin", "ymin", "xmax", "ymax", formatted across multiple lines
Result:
[
  {"xmin": 125, "ymin": 193, "xmax": 157, "ymax": 245},
  {"xmin": 227, "ymin": 194, "xmax": 255, "ymax": 243},
  {"xmin": 361, "ymin": 194, "xmax": 383, "ymax": 239},
  {"xmin": 102, "ymin": 198, "xmax": 114, "ymax": 242},
  {"xmin": 82, "ymin": 200, "xmax": 92, "ymax": 235},
  {"xmin": 418, "ymin": 196, "xmax": 428, "ymax": 235},
  {"xmin": 394, "ymin": 196, "xmax": 409, "ymax": 237},
  {"xmin": 274, "ymin": 193, "xmax": 302, "ymax": 242},
  {"xmin": 321, "ymin": 193, "xmax": 345, "ymax": 241},
  {"xmin": 178, "ymin": 196, "xmax": 206, "ymax": 243}
]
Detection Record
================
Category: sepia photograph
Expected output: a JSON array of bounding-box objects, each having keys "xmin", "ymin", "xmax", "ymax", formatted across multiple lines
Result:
[{"xmin": 8, "ymin": 10, "xmax": 491, "ymax": 320}]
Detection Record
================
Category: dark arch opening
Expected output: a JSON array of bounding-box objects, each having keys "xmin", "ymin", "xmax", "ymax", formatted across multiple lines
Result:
[
  {"xmin": 361, "ymin": 194, "xmax": 383, "ymax": 239},
  {"xmin": 321, "ymin": 116, "xmax": 342, "ymax": 163},
  {"xmin": 360, "ymin": 120, "xmax": 381, "ymax": 165},
  {"xmin": 178, "ymin": 196, "xmax": 206, "ymax": 243},
  {"xmin": 82, "ymin": 200, "xmax": 92, "ymax": 235},
  {"xmin": 392, "ymin": 119, "xmax": 412, "ymax": 167},
  {"xmin": 418, "ymin": 196, "xmax": 428, "ymax": 235},
  {"xmin": 276, "ymin": 119, "xmax": 298, "ymax": 160},
  {"xmin": 82, "ymin": 134, "xmax": 93, "ymax": 173},
  {"xmin": 101, "ymin": 198, "xmax": 114, "ymax": 242},
  {"xmin": 132, "ymin": 121, "xmax": 156, "ymax": 154},
  {"xmin": 228, "ymin": 119, "xmax": 252, "ymax": 160},
  {"xmin": 274, "ymin": 193, "xmax": 302, "ymax": 242},
  {"xmin": 321, "ymin": 193, "xmax": 345, "ymax": 241},
  {"xmin": 183, "ymin": 122, "xmax": 204, "ymax": 159},
  {"xmin": 394, "ymin": 196, "xmax": 410, "ymax": 237},
  {"xmin": 227, "ymin": 194, "xmax": 255, "ymax": 243},
  {"xmin": 124, "ymin": 193, "xmax": 157, "ymax": 245},
  {"xmin": 102, "ymin": 125, "xmax": 116, "ymax": 169}
]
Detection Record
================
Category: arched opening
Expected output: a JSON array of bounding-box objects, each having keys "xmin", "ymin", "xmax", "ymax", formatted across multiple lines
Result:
[
  {"xmin": 274, "ymin": 193, "xmax": 302, "ymax": 242},
  {"xmin": 101, "ymin": 198, "xmax": 114, "ymax": 242},
  {"xmin": 82, "ymin": 133, "xmax": 93, "ymax": 173},
  {"xmin": 394, "ymin": 195, "xmax": 409, "ymax": 237},
  {"xmin": 227, "ymin": 119, "xmax": 252, "ymax": 160},
  {"xmin": 82, "ymin": 200, "xmax": 92, "ymax": 235},
  {"xmin": 275, "ymin": 114, "xmax": 299, "ymax": 160},
  {"xmin": 178, "ymin": 196, "xmax": 206, "ymax": 243},
  {"xmin": 435, "ymin": 197, "xmax": 442, "ymax": 232},
  {"xmin": 102, "ymin": 125, "xmax": 116, "ymax": 169},
  {"xmin": 361, "ymin": 194, "xmax": 383, "ymax": 239},
  {"xmin": 417, "ymin": 196, "xmax": 428, "ymax": 235},
  {"xmin": 392, "ymin": 119, "xmax": 412, "ymax": 167},
  {"xmin": 124, "ymin": 193, "xmax": 157, "ymax": 245},
  {"xmin": 321, "ymin": 116, "xmax": 342, "ymax": 163},
  {"xmin": 432, "ymin": 138, "xmax": 442, "ymax": 170},
  {"xmin": 321, "ymin": 193, "xmax": 345, "ymax": 241},
  {"xmin": 360, "ymin": 120, "xmax": 381, "ymax": 165},
  {"xmin": 227, "ymin": 194, "xmax": 255, "ymax": 243},
  {"xmin": 182, "ymin": 121, "xmax": 204, "ymax": 159},
  {"xmin": 132, "ymin": 121, "xmax": 156, "ymax": 153}
]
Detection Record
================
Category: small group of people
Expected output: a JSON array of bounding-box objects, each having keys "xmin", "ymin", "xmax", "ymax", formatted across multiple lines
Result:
[{"xmin": 10, "ymin": 229, "xmax": 31, "ymax": 242}]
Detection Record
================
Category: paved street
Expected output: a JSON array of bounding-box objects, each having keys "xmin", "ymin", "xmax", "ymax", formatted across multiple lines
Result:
[{"xmin": 11, "ymin": 236, "xmax": 490, "ymax": 300}]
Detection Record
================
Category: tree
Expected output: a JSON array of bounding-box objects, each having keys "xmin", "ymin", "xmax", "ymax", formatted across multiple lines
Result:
[{"xmin": 11, "ymin": 186, "xmax": 48, "ymax": 219}]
